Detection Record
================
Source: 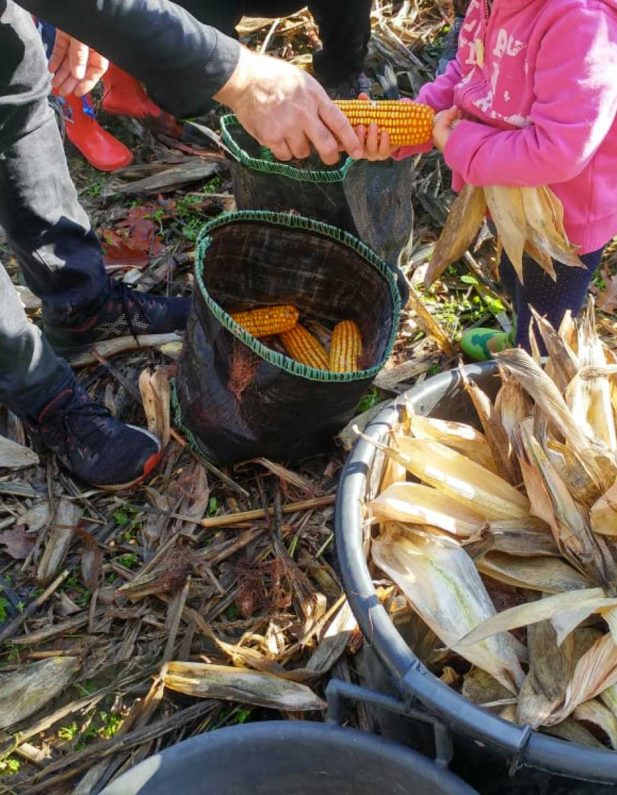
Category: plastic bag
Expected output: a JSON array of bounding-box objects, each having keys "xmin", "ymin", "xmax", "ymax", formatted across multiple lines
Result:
[{"xmin": 175, "ymin": 211, "xmax": 400, "ymax": 465}]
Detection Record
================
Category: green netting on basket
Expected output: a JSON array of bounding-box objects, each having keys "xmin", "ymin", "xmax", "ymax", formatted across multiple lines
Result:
[{"xmin": 176, "ymin": 211, "xmax": 401, "ymax": 464}]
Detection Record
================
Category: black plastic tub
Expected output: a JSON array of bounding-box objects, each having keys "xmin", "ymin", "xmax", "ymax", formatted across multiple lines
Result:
[
  {"xmin": 335, "ymin": 361, "xmax": 617, "ymax": 788},
  {"xmin": 100, "ymin": 719, "xmax": 476, "ymax": 795}
]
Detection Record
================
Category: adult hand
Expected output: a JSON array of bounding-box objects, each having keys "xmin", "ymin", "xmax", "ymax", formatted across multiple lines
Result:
[
  {"xmin": 432, "ymin": 106, "xmax": 461, "ymax": 152},
  {"xmin": 48, "ymin": 30, "xmax": 110, "ymax": 97},
  {"xmin": 214, "ymin": 47, "xmax": 363, "ymax": 165}
]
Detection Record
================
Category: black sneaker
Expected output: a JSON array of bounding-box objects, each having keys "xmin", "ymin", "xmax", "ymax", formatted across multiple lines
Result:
[
  {"xmin": 27, "ymin": 383, "xmax": 161, "ymax": 490},
  {"xmin": 44, "ymin": 280, "xmax": 191, "ymax": 360}
]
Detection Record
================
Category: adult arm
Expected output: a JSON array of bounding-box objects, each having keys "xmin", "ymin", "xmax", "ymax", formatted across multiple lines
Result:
[
  {"xmin": 443, "ymin": 6, "xmax": 617, "ymax": 186},
  {"xmin": 19, "ymin": 0, "xmax": 361, "ymax": 163},
  {"xmin": 20, "ymin": 0, "xmax": 239, "ymax": 118}
]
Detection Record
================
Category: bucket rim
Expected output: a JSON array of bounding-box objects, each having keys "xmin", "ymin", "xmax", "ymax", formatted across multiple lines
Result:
[
  {"xmin": 220, "ymin": 114, "xmax": 354, "ymax": 183},
  {"xmin": 101, "ymin": 720, "xmax": 477, "ymax": 795},
  {"xmin": 194, "ymin": 210, "xmax": 401, "ymax": 383},
  {"xmin": 335, "ymin": 360, "xmax": 617, "ymax": 783}
]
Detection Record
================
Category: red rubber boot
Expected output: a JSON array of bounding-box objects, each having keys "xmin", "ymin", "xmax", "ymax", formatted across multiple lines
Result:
[
  {"xmin": 61, "ymin": 93, "xmax": 133, "ymax": 172},
  {"xmin": 101, "ymin": 64, "xmax": 161, "ymax": 119}
]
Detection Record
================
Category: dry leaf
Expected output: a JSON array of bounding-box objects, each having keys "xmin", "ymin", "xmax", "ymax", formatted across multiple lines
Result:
[
  {"xmin": 37, "ymin": 500, "xmax": 82, "ymax": 585},
  {"xmin": 0, "ymin": 434, "xmax": 38, "ymax": 469},
  {"xmin": 0, "ymin": 525, "xmax": 36, "ymax": 560},
  {"xmin": 0, "ymin": 657, "xmax": 80, "ymax": 729}
]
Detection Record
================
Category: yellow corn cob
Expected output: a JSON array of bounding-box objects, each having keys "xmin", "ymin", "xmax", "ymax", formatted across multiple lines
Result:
[
  {"xmin": 335, "ymin": 99, "xmax": 434, "ymax": 147},
  {"xmin": 230, "ymin": 305, "xmax": 299, "ymax": 337},
  {"xmin": 329, "ymin": 320, "xmax": 363, "ymax": 372},
  {"xmin": 281, "ymin": 324, "xmax": 329, "ymax": 370}
]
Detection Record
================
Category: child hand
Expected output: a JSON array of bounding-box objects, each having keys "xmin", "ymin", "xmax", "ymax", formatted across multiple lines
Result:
[
  {"xmin": 353, "ymin": 92, "xmax": 399, "ymax": 161},
  {"xmin": 432, "ymin": 106, "xmax": 461, "ymax": 152}
]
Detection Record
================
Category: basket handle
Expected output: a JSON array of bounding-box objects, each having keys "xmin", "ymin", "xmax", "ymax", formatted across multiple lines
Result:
[{"xmin": 325, "ymin": 679, "xmax": 453, "ymax": 769}]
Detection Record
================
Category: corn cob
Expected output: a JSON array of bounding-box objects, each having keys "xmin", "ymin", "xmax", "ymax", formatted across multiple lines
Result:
[
  {"xmin": 281, "ymin": 324, "xmax": 329, "ymax": 370},
  {"xmin": 329, "ymin": 320, "xmax": 363, "ymax": 372},
  {"xmin": 230, "ymin": 305, "xmax": 299, "ymax": 338},
  {"xmin": 335, "ymin": 99, "xmax": 434, "ymax": 147}
]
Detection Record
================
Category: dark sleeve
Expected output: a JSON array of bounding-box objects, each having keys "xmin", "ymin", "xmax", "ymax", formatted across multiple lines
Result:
[{"xmin": 18, "ymin": 0, "xmax": 241, "ymax": 118}]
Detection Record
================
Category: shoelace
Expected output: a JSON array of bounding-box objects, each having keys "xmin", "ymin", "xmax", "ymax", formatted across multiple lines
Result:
[
  {"xmin": 109, "ymin": 281, "xmax": 156, "ymax": 343},
  {"xmin": 42, "ymin": 395, "xmax": 112, "ymax": 460}
]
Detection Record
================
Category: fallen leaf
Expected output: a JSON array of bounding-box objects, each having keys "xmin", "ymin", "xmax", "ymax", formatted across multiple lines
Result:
[{"xmin": 0, "ymin": 525, "xmax": 35, "ymax": 560}]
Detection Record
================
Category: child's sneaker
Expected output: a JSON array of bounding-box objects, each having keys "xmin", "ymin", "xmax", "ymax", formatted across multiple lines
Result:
[
  {"xmin": 44, "ymin": 281, "xmax": 190, "ymax": 360},
  {"xmin": 27, "ymin": 383, "xmax": 161, "ymax": 490},
  {"xmin": 460, "ymin": 327, "xmax": 515, "ymax": 361}
]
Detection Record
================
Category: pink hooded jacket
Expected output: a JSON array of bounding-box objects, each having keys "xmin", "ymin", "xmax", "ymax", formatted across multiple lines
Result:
[{"xmin": 396, "ymin": 0, "xmax": 617, "ymax": 254}]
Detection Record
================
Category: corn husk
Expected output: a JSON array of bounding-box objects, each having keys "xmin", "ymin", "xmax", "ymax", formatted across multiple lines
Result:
[
  {"xmin": 0, "ymin": 657, "xmax": 80, "ymax": 729},
  {"xmin": 542, "ymin": 718, "xmax": 605, "ymax": 748},
  {"xmin": 0, "ymin": 434, "xmax": 39, "ymax": 469},
  {"xmin": 424, "ymin": 184, "xmax": 487, "ymax": 286},
  {"xmin": 462, "ymin": 667, "xmax": 515, "ymax": 709},
  {"xmin": 459, "ymin": 368, "xmax": 519, "ymax": 484},
  {"xmin": 590, "ymin": 479, "xmax": 617, "ymax": 536},
  {"xmin": 458, "ymin": 588, "xmax": 615, "ymax": 647},
  {"xmin": 478, "ymin": 553, "xmax": 589, "ymax": 594},
  {"xmin": 516, "ymin": 612, "xmax": 574, "ymax": 728},
  {"xmin": 385, "ymin": 433, "xmax": 530, "ymax": 521},
  {"xmin": 372, "ymin": 526, "xmax": 524, "ymax": 692},
  {"xmin": 162, "ymin": 662, "xmax": 325, "ymax": 711},
  {"xmin": 368, "ymin": 482, "xmax": 485, "ymax": 537},
  {"xmin": 573, "ymin": 699, "xmax": 617, "ymax": 748},
  {"xmin": 367, "ymin": 302, "xmax": 617, "ymax": 747},
  {"xmin": 547, "ymin": 633, "xmax": 617, "ymax": 724},
  {"xmin": 406, "ymin": 414, "xmax": 498, "ymax": 474},
  {"xmin": 429, "ymin": 183, "xmax": 583, "ymax": 287},
  {"xmin": 485, "ymin": 519, "xmax": 560, "ymax": 558}
]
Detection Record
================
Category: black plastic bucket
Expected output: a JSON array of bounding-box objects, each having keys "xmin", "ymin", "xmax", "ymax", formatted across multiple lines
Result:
[
  {"xmin": 101, "ymin": 718, "xmax": 476, "ymax": 795},
  {"xmin": 335, "ymin": 361, "xmax": 617, "ymax": 788}
]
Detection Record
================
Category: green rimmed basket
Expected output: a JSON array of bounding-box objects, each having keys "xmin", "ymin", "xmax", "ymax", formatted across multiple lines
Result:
[
  {"xmin": 220, "ymin": 114, "xmax": 357, "ymax": 232},
  {"xmin": 175, "ymin": 211, "xmax": 401, "ymax": 464}
]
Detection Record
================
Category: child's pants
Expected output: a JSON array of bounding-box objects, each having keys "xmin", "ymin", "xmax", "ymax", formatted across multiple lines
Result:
[{"xmin": 499, "ymin": 247, "xmax": 604, "ymax": 349}]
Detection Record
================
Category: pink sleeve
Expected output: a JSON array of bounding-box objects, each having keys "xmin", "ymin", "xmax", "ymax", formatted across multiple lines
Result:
[
  {"xmin": 443, "ymin": 6, "xmax": 617, "ymax": 186},
  {"xmin": 392, "ymin": 58, "xmax": 462, "ymax": 161}
]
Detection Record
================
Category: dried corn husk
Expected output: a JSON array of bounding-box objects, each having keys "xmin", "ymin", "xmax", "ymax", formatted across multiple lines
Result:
[
  {"xmin": 162, "ymin": 662, "xmax": 325, "ymax": 711},
  {"xmin": 424, "ymin": 184, "xmax": 487, "ymax": 286},
  {"xmin": 462, "ymin": 667, "xmax": 515, "ymax": 708},
  {"xmin": 368, "ymin": 482, "xmax": 485, "ymax": 537},
  {"xmin": 372, "ymin": 526, "xmax": 524, "ymax": 693},
  {"xmin": 477, "ymin": 553, "xmax": 589, "ymax": 594},
  {"xmin": 573, "ymin": 699, "xmax": 617, "ymax": 748},
  {"xmin": 0, "ymin": 434, "xmax": 39, "ymax": 469},
  {"xmin": 516, "ymin": 612, "xmax": 574, "ymax": 728},
  {"xmin": 547, "ymin": 633, "xmax": 617, "ymax": 724},
  {"xmin": 590, "ymin": 479, "xmax": 617, "ymax": 536},
  {"xmin": 428, "ymin": 184, "xmax": 583, "ymax": 288},
  {"xmin": 366, "ymin": 302, "xmax": 617, "ymax": 747},
  {"xmin": 385, "ymin": 433, "xmax": 530, "ymax": 521},
  {"xmin": 485, "ymin": 519, "xmax": 559, "ymax": 558},
  {"xmin": 458, "ymin": 588, "xmax": 615, "ymax": 647},
  {"xmin": 0, "ymin": 657, "xmax": 80, "ymax": 729},
  {"xmin": 406, "ymin": 414, "xmax": 498, "ymax": 474}
]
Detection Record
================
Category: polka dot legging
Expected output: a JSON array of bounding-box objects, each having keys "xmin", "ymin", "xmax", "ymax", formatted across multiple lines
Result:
[{"xmin": 499, "ymin": 246, "xmax": 605, "ymax": 352}]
